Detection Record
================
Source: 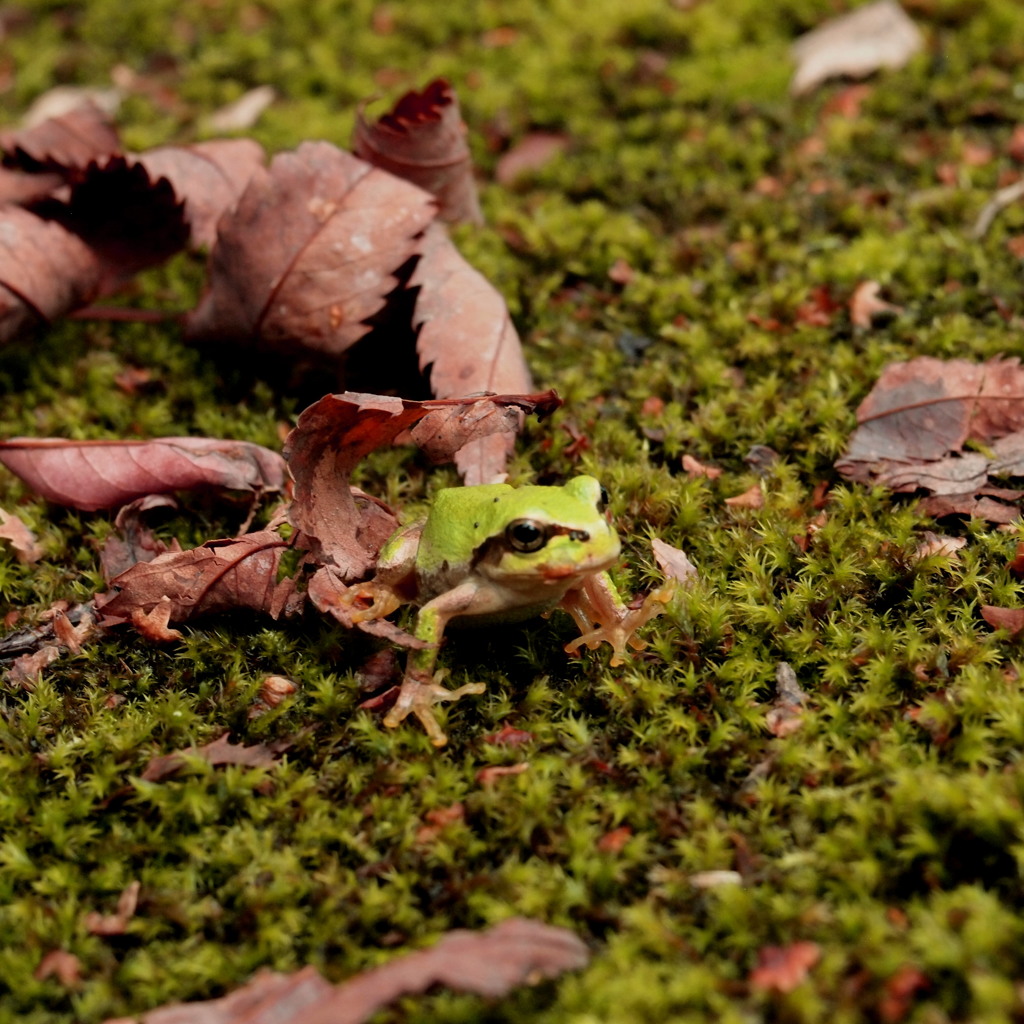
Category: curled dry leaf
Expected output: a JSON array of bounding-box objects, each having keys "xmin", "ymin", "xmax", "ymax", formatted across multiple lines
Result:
[
  {"xmin": 836, "ymin": 357, "xmax": 1024, "ymax": 522},
  {"xmin": 0, "ymin": 205, "xmax": 105, "ymax": 345},
  {"xmin": 411, "ymin": 222, "xmax": 534, "ymax": 484},
  {"xmin": 353, "ymin": 78, "xmax": 482, "ymax": 225},
  {"xmin": 140, "ymin": 732, "xmax": 290, "ymax": 782},
  {"xmin": 749, "ymin": 940, "xmax": 821, "ymax": 993},
  {"xmin": 0, "ymin": 436, "xmax": 286, "ymax": 511},
  {"xmin": 99, "ymin": 495, "xmax": 182, "ymax": 581},
  {"xmin": 725, "ymin": 484, "xmax": 764, "ymax": 509},
  {"xmin": 681, "ymin": 453, "xmax": 722, "ymax": 479},
  {"xmin": 7, "ymin": 644, "xmax": 61, "ymax": 689},
  {"xmin": 135, "ymin": 138, "xmax": 266, "ymax": 249},
  {"xmin": 185, "ymin": 140, "xmax": 435, "ymax": 356},
  {"xmin": 117, "ymin": 918, "xmax": 588, "ymax": 1024},
  {"xmin": 913, "ymin": 531, "xmax": 966, "ymax": 562},
  {"xmin": 284, "ymin": 390, "xmax": 559, "ymax": 575},
  {"xmin": 849, "ymin": 280, "xmax": 903, "ymax": 328},
  {"xmin": 96, "ymin": 529, "xmax": 304, "ymax": 629},
  {"xmin": 790, "ymin": 0, "xmax": 923, "ymax": 96},
  {"xmin": 0, "ymin": 507, "xmax": 43, "ymax": 563},
  {"xmin": 0, "ymin": 101, "xmax": 120, "ymax": 174}
]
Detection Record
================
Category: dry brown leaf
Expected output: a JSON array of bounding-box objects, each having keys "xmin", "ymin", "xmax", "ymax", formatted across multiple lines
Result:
[
  {"xmin": 790, "ymin": 0, "xmax": 923, "ymax": 96},
  {"xmin": 0, "ymin": 507, "xmax": 42, "ymax": 563},
  {"xmin": 34, "ymin": 950, "xmax": 82, "ymax": 989},
  {"xmin": 849, "ymin": 280, "xmax": 903, "ymax": 328},
  {"xmin": 651, "ymin": 537, "xmax": 698, "ymax": 585},
  {"xmin": 204, "ymin": 85, "xmax": 277, "ymax": 133},
  {"xmin": 0, "ymin": 205, "xmax": 106, "ymax": 345},
  {"xmin": 913, "ymin": 531, "xmax": 966, "ymax": 562},
  {"xmin": 185, "ymin": 140, "xmax": 435, "ymax": 356},
  {"xmin": 7, "ymin": 644, "xmax": 61, "ymax": 689},
  {"xmin": 117, "ymin": 918, "xmax": 588, "ymax": 1024},
  {"xmin": 0, "ymin": 436, "xmax": 286, "ymax": 511},
  {"xmin": 411, "ymin": 222, "xmax": 534, "ymax": 483},
  {"xmin": 981, "ymin": 605, "xmax": 1024, "ymax": 636},
  {"xmin": 681, "ymin": 453, "xmax": 723, "ymax": 479},
  {"xmin": 476, "ymin": 762, "xmax": 529, "ymax": 786},
  {"xmin": 96, "ymin": 529, "xmax": 304, "ymax": 628},
  {"xmin": 99, "ymin": 495, "xmax": 181, "ymax": 581},
  {"xmin": 353, "ymin": 78, "xmax": 482, "ymax": 224},
  {"xmin": 284, "ymin": 390, "xmax": 559, "ymax": 574},
  {"xmin": 836, "ymin": 357, "xmax": 1024, "ymax": 520},
  {"xmin": 749, "ymin": 940, "xmax": 821, "ymax": 993},
  {"xmin": 725, "ymin": 484, "xmax": 764, "ymax": 509},
  {"xmin": 134, "ymin": 139, "xmax": 266, "ymax": 249},
  {"xmin": 84, "ymin": 881, "xmax": 140, "ymax": 937},
  {"xmin": 140, "ymin": 732, "xmax": 289, "ymax": 782},
  {"xmin": 259, "ymin": 675, "xmax": 299, "ymax": 708},
  {"xmin": 495, "ymin": 132, "xmax": 569, "ymax": 186},
  {"xmin": 130, "ymin": 598, "xmax": 184, "ymax": 643},
  {"xmin": 0, "ymin": 102, "xmax": 120, "ymax": 174}
]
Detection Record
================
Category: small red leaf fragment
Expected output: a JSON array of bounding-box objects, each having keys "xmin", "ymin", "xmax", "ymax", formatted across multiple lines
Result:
[
  {"xmin": 879, "ymin": 965, "xmax": 930, "ymax": 1024},
  {"xmin": 495, "ymin": 132, "xmax": 569, "ymax": 186},
  {"xmin": 259, "ymin": 675, "xmax": 298, "ymax": 707},
  {"xmin": 681, "ymin": 454, "xmax": 722, "ymax": 479},
  {"xmin": 84, "ymin": 880, "xmax": 140, "ymax": 936},
  {"xmin": 0, "ymin": 508, "xmax": 43, "ymax": 563},
  {"xmin": 849, "ymin": 280, "xmax": 903, "ymax": 328},
  {"xmin": 415, "ymin": 802, "xmax": 466, "ymax": 843},
  {"xmin": 483, "ymin": 724, "xmax": 534, "ymax": 747},
  {"xmin": 476, "ymin": 762, "xmax": 529, "ymax": 787},
  {"xmin": 725, "ymin": 484, "xmax": 764, "ymax": 509},
  {"xmin": 597, "ymin": 826, "xmax": 632, "ymax": 854},
  {"xmin": 981, "ymin": 605, "xmax": 1024, "ymax": 635},
  {"xmin": 34, "ymin": 950, "xmax": 82, "ymax": 989},
  {"xmin": 749, "ymin": 940, "xmax": 821, "ymax": 993},
  {"xmin": 651, "ymin": 538, "xmax": 698, "ymax": 585}
]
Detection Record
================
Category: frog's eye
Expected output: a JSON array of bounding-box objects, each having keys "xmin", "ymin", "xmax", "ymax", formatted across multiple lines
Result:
[
  {"xmin": 505, "ymin": 518, "xmax": 549, "ymax": 553},
  {"xmin": 597, "ymin": 486, "xmax": 610, "ymax": 511}
]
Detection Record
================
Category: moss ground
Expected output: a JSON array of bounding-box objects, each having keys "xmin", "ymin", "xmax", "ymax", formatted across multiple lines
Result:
[{"xmin": 4, "ymin": 1, "xmax": 1024, "ymax": 1021}]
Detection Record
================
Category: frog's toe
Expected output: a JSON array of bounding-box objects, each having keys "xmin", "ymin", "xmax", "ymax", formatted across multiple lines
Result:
[{"xmin": 383, "ymin": 671, "xmax": 486, "ymax": 746}]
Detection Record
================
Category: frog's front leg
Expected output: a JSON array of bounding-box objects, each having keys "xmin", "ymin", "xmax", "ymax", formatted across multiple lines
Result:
[
  {"xmin": 560, "ymin": 571, "xmax": 675, "ymax": 667},
  {"xmin": 383, "ymin": 581, "xmax": 486, "ymax": 747}
]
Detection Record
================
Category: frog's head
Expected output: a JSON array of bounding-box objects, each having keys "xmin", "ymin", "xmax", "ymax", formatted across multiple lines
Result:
[{"xmin": 475, "ymin": 475, "xmax": 621, "ymax": 591}]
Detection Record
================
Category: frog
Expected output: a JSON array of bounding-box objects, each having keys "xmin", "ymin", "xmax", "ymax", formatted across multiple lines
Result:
[{"xmin": 342, "ymin": 475, "xmax": 674, "ymax": 746}]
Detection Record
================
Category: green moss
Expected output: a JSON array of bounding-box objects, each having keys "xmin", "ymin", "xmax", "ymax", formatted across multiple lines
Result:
[{"xmin": 4, "ymin": 0, "xmax": 1024, "ymax": 1021}]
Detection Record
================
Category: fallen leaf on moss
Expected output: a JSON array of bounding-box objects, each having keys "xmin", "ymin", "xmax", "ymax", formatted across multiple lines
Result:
[
  {"xmin": 130, "ymin": 598, "xmax": 183, "ymax": 643},
  {"xmin": 284, "ymin": 390, "xmax": 559, "ymax": 574},
  {"xmin": 99, "ymin": 495, "xmax": 181, "ymax": 581},
  {"xmin": 495, "ymin": 131, "xmax": 569, "ymax": 186},
  {"xmin": 476, "ymin": 763, "xmax": 529, "ymax": 786},
  {"xmin": 749, "ymin": 940, "xmax": 821, "ymax": 993},
  {"xmin": 0, "ymin": 508, "xmax": 42, "ymax": 563},
  {"xmin": 135, "ymin": 138, "xmax": 266, "ymax": 249},
  {"xmin": 913, "ymin": 531, "xmax": 966, "ymax": 562},
  {"xmin": 879, "ymin": 964, "xmax": 930, "ymax": 1024},
  {"xmin": 96, "ymin": 529, "xmax": 303, "ymax": 628},
  {"xmin": 204, "ymin": 85, "xmax": 277, "ymax": 133},
  {"xmin": 6, "ymin": 644, "xmax": 61, "ymax": 689},
  {"xmin": 849, "ymin": 280, "xmax": 903, "ymax": 328},
  {"xmin": 0, "ymin": 101, "xmax": 120, "ymax": 174},
  {"xmin": 836, "ymin": 357, "xmax": 1024, "ymax": 521},
  {"xmin": 259, "ymin": 675, "xmax": 299, "ymax": 708},
  {"xmin": 651, "ymin": 538, "xmax": 698, "ymax": 585},
  {"xmin": 84, "ymin": 880, "xmax": 140, "ymax": 936},
  {"xmin": 0, "ymin": 436, "xmax": 286, "ymax": 511},
  {"xmin": 483, "ymin": 724, "xmax": 534, "ymax": 746},
  {"xmin": 140, "ymin": 732, "xmax": 290, "ymax": 782},
  {"xmin": 185, "ymin": 140, "xmax": 435, "ymax": 356},
  {"xmin": 410, "ymin": 223, "xmax": 535, "ymax": 483},
  {"xmin": 597, "ymin": 826, "xmax": 632, "ymax": 853},
  {"xmin": 415, "ymin": 802, "xmax": 465, "ymax": 843},
  {"xmin": 790, "ymin": 0, "xmax": 922, "ymax": 96},
  {"xmin": 766, "ymin": 661, "xmax": 809, "ymax": 738},
  {"xmin": 115, "ymin": 918, "xmax": 588, "ymax": 1024},
  {"xmin": 33, "ymin": 950, "xmax": 82, "ymax": 989},
  {"xmin": 0, "ymin": 205, "xmax": 106, "ymax": 345},
  {"xmin": 681, "ymin": 453, "xmax": 722, "ymax": 479},
  {"xmin": 353, "ymin": 78, "xmax": 481, "ymax": 225},
  {"xmin": 725, "ymin": 484, "xmax": 764, "ymax": 509},
  {"xmin": 981, "ymin": 605, "xmax": 1024, "ymax": 636}
]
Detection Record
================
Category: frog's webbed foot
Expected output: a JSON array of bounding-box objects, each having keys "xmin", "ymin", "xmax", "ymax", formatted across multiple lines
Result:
[
  {"xmin": 383, "ymin": 670, "xmax": 486, "ymax": 747},
  {"xmin": 339, "ymin": 581, "xmax": 403, "ymax": 624},
  {"xmin": 561, "ymin": 575, "xmax": 676, "ymax": 667}
]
